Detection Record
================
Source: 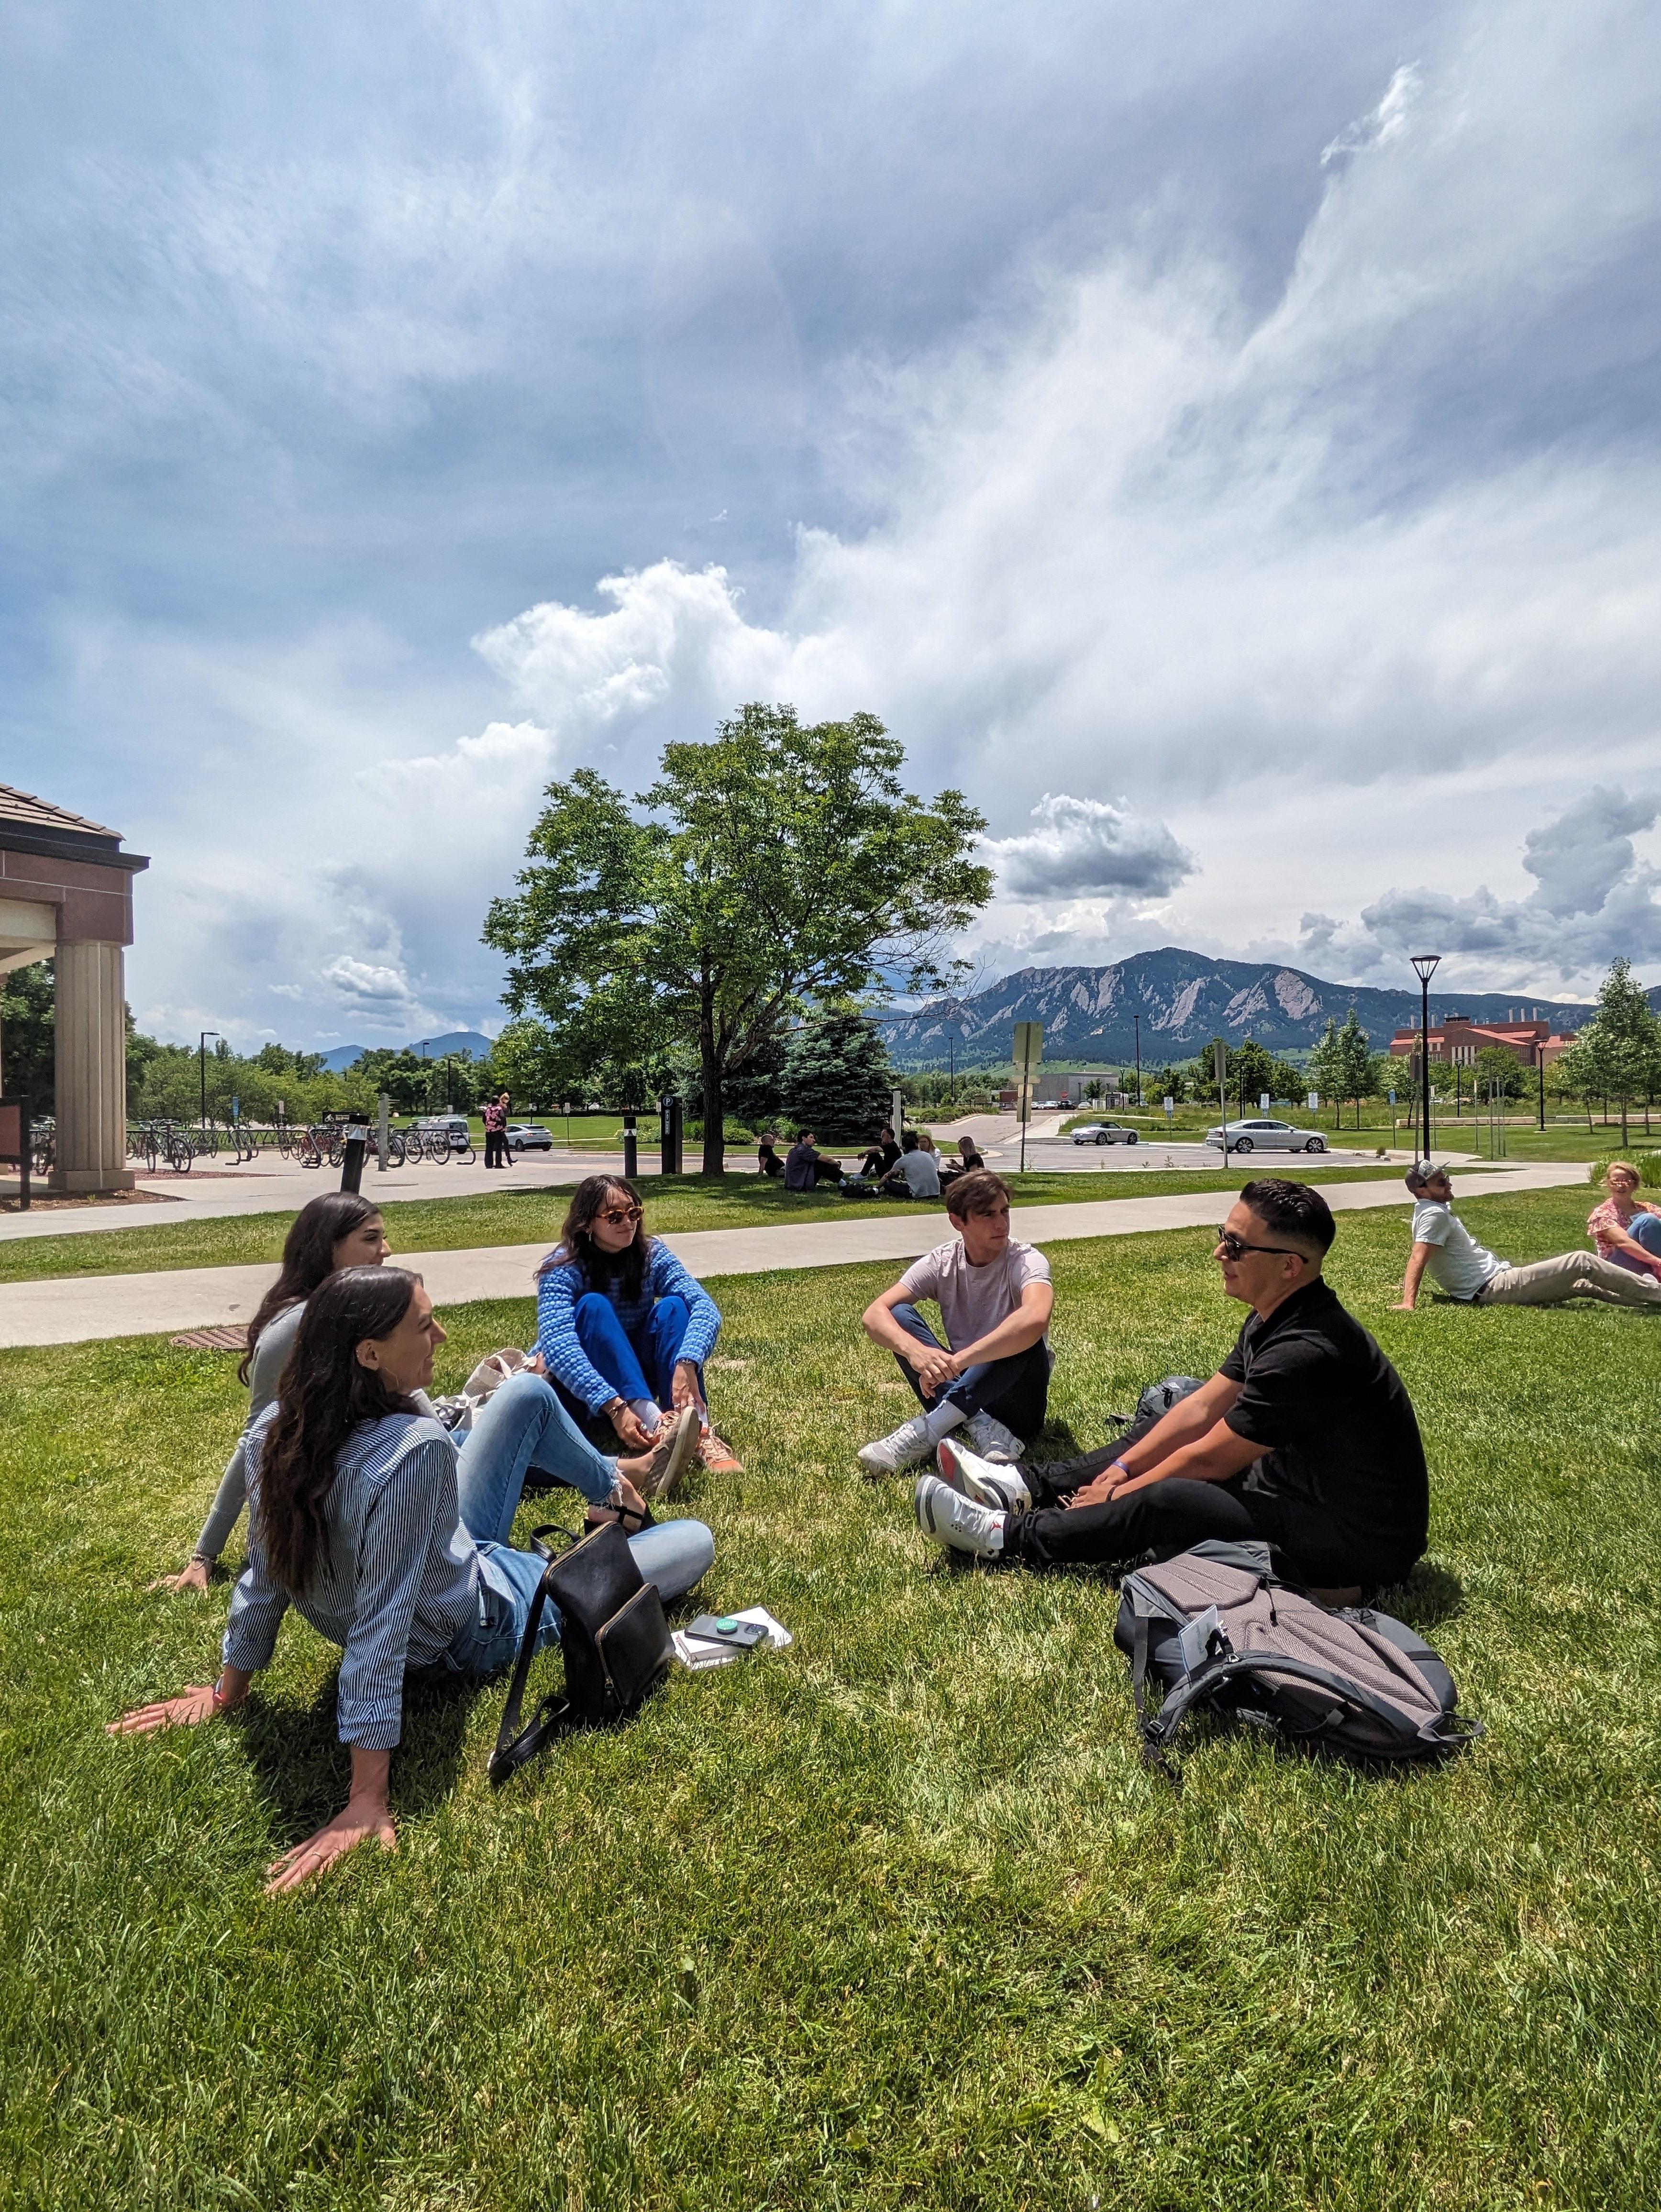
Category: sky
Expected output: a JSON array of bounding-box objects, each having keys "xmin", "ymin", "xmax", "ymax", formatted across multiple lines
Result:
[{"xmin": 4, "ymin": 0, "xmax": 1660, "ymax": 1048}]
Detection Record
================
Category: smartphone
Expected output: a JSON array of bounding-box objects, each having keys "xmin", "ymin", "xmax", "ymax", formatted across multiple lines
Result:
[{"xmin": 684, "ymin": 1613, "xmax": 769, "ymax": 1650}]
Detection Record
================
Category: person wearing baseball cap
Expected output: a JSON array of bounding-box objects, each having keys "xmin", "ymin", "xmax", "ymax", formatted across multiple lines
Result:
[{"xmin": 1394, "ymin": 1161, "xmax": 1661, "ymax": 1311}]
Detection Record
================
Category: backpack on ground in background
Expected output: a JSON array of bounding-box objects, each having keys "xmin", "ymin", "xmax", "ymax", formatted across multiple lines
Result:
[
  {"xmin": 1105, "ymin": 1374, "xmax": 1206, "ymax": 1432},
  {"xmin": 489, "ymin": 1519, "xmax": 672, "ymax": 1785},
  {"xmin": 1114, "ymin": 1540, "xmax": 1481, "ymax": 1784}
]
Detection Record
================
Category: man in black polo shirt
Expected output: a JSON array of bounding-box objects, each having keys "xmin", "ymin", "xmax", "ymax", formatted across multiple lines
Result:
[{"xmin": 912, "ymin": 1177, "xmax": 1428, "ymax": 1600}]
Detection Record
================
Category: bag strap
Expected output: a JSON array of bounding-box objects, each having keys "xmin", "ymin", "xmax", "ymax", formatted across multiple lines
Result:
[{"xmin": 488, "ymin": 1550, "xmax": 576, "ymax": 1788}]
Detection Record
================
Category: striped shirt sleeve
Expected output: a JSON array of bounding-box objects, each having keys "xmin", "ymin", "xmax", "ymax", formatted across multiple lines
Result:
[{"xmin": 336, "ymin": 1436, "xmax": 458, "ymax": 1749}]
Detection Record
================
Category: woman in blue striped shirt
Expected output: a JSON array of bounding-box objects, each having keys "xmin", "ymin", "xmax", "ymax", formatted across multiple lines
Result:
[
  {"xmin": 536, "ymin": 1176, "xmax": 742, "ymax": 1476},
  {"xmin": 109, "ymin": 1266, "xmax": 714, "ymax": 1892}
]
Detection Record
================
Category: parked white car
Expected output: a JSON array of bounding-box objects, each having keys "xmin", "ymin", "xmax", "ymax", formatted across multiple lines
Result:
[
  {"xmin": 1070, "ymin": 1122, "xmax": 1141, "ymax": 1145},
  {"xmin": 1204, "ymin": 1117, "xmax": 1328, "ymax": 1154},
  {"xmin": 505, "ymin": 1122, "xmax": 554, "ymax": 1152}
]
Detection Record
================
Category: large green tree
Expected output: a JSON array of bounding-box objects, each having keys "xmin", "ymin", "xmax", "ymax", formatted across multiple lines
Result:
[
  {"xmin": 1559, "ymin": 957, "xmax": 1661, "ymax": 1147},
  {"xmin": 483, "ymin": 706, "xmax": 992, "ymax": 1173}
]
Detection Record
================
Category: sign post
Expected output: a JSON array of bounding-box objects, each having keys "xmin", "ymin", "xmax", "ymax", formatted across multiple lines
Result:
[
  {"xmin": 377, "ymin": 1092, "xmax": 390, "ymax": 1173},
  {"xmin": 1013, "ymin": 1022, "xmax": 1043, "ymax": 1174},
  {"xmin": 1213, "ymin": 1040, "xmax": 1229, "ymax": 1158}
]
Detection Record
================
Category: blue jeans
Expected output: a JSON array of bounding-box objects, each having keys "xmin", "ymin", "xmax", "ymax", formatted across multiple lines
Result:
[
  {"xmin": 1609, "ymin": 1212, "xmax": 1661, "ymax": 1272},
  {"xmin": 442, "ymin": 1371, "xmax": 715, "ymax": 1678},
  {"xmin": 556, "ymin": 1293, "xmax": 702, "ymax": 1421},
  {"xmin": 889, "ymin": 1300, "xmax": 1052, "ymax": 1442}
]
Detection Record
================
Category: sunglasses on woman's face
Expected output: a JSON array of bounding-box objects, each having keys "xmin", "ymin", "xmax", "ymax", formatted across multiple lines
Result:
[
  {"xmin": 597, "ymin": 1205, "xmax": 641, "ymax": 1227},
  {"xmin": 1214, "ymin": 1228, "xmax": 1305, "ymax": 1262}
]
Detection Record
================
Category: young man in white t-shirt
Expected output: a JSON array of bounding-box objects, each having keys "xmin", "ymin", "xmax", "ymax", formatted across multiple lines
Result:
[
  {"xmin": 857, "ymin": 1171, "xmax": 1053, "ymax": 1473},
  {"xmin": 1395, "ymin": 1162, "xmax": 1661, "ymax": 1311}
]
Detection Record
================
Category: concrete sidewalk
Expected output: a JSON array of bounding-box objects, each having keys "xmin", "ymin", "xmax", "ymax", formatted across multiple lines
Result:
[{"xmin": 0, "ymin": 1162, "xmax": 1589, "ymax": 1348}]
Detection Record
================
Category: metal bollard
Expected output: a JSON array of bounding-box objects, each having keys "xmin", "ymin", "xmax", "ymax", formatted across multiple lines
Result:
[
  {"xmin": 622, "ymin": 1112, "xmax": 637, "ymax": 1181},
  {"xmin": 340, "ymin": 1123, "xmax": 369, "ymax": 1194},
  {"xmin": 659, "ymin": 1094, "xmax": 682, "ymax": 1176}
]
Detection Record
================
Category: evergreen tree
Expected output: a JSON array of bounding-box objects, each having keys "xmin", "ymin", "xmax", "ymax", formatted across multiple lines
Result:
[{"xmin": 779, "ymin": 1009, "xmax": 895, "ymax": 1139}]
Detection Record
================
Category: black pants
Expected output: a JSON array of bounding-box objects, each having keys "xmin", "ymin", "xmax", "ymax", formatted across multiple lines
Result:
[
  {"xmin": 1003, "ymin": 1419, "xmax": 1415, "ymax": 1589},
  {"xmin": 484, "ymin": 1129, "xmax": 507, "ymax": 1168},
  {"xmin": 892, "ymin": 1303, "xmax": 1052, "ymax": 1441}
]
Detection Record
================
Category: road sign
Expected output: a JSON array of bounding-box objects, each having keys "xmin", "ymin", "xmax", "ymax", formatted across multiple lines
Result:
[
  {"xmin": 1013, "ymin": 1022, "xmax": 1042, "ymax": 1171},
  {"xmin": 1307, "ymin": 1092, "xmax": 1319, "ymax": 1110},
  {"xmin": 1259, "ymin": 1093, "xmax": 1270, "ymax": 1113},
  {"xmin": 1163, "ymin": 1095, "xmax": 1174, "ymax": 1117},
  {"xmin": 1212, "ymin": 1040, "xmax": 1227, "ymax": 1086}
]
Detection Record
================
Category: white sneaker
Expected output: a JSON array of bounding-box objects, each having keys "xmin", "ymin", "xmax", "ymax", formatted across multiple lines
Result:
[
  {"xmin": 857, "ymin": 1413, "xmax": 937, "ymax": 1477},
  {"xmin": 963, "ymin": 1410, "xmax": 1026, "ymax": 1463},
  {"xmin": 914, "ymin": 1473, "xmax": 1006, "ymax": 1557},
  {"xmin": 937, "ymin": 1436, "xmax": 1031, "ymax": 1515}
]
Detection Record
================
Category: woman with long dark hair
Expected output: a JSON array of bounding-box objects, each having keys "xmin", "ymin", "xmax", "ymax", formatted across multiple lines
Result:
[
  {"xmin": 536, "ymin": 1175, "xmax": 742, "ymax": 1476},
  {"xmin": 110, "ymin": 1266, "xmax": 715, "ymax": 1892},
  {"xmin": 157, "ymin": 1191, "xmax": 392, "ymax": 1593}
]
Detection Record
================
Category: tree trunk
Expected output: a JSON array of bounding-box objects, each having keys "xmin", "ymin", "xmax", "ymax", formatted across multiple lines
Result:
[
  {"xmin": 699, "ymin": 995, "xmax": 725, "ymax": 1179},
  {"xmin": 1621, "ymin": 1094, "xmax": 1629, "ymax": 1148}
]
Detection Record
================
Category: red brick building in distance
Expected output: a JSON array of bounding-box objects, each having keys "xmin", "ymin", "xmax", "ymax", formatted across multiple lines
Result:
[{"xmin": 1387, "ymin": 1012, "xmax": 1577, "ymax": 1071}]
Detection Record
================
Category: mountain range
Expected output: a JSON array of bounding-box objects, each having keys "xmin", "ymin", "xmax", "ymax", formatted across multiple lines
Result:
[
  {"xmin": 316, "ymin": 1029, "xmax": 493, "ymax": 1074},
  {"xmin": 882, "ymin": 948, "xmax": 1628, "ymax": 1069}
]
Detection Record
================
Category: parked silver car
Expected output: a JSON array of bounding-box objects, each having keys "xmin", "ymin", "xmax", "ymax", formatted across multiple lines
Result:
[
  {"xmin": 1204, "ymin": 1117, "xmax": 1327, "ymax": 1154},
  {"xmin": 505, "ymin": 1122, "xmax": 554, "ymax": 1152},
  {"xmin": 1070, "ymin": 1122, "xmax": 1140, "ymax": 1145}
]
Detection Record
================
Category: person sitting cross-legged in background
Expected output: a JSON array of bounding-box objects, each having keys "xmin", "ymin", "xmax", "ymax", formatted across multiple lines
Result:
[
  {"xmin": 757, "ymin": 1131, "xmax": 785, "ymax": 1178},
  {"xmin": 537, "ymin": 1175, "xmax": 743, "ymax": 1476},
  {"xmin": 859, "ymin": 1124, "xmax": 901, "ymax": 1180},
  {"xmin": 1395, "ymin": 1161, "xmax": 1661, "ymax": 1311},
  {"xmin": 880, "ymin": 1129, "xmax": 941, "ymax": 1200},
  {"xmin": 858, "ymin": 1169, "xmax": 1052, "ymax": 1474},
  {"xmin": 784, "ymin": 1128, "xmax": 845, "ymax": 1189},
  {"xmin": 1586, "ymin": 1161, "xmax": 1661, "ymax": 1281},
  {"xmin": 914, "ymin": 1178, "xmax": 1428, "ymax": 1607}
]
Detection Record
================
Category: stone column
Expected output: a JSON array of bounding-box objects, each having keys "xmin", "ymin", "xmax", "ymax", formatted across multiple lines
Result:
[{"xmin": 51, "ymin": 940, "xmax": 135, "ymax": 1193}]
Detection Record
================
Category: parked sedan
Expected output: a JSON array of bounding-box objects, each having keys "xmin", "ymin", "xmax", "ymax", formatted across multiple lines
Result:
[
  {"xmin": 1070, "ymin": 1122, "xmax": 1141, "ymax": 1145},
  {"xmin": 1203, "ymin": 1117, "xmax": 1327, "ymax": 1154},
  {"xmin": 505, "ymin": 1122, "xmax": 554, "ymax": 1152}
]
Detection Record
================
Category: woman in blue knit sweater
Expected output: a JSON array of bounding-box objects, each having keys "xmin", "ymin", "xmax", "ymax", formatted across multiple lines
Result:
[{"xmin": 536, "ymin": 1176, "xmax": 742, "ymax": 1477}]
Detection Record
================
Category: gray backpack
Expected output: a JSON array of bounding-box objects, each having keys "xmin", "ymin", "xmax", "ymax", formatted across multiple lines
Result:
[{"xmin": 1114, "ymin": 1541, "xmax": 1481, "ymax": 1783}]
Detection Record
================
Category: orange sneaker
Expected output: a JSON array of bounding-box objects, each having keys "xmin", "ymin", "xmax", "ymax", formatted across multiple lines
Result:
[{"xmin": 698, "ymin": 1429, "xmax": 743, "ymax": 1475}]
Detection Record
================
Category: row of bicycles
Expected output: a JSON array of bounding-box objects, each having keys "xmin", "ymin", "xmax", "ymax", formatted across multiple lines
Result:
[{"xmin": 127, "ymin": 1117, "xmax": 477, "ymax": 1173}]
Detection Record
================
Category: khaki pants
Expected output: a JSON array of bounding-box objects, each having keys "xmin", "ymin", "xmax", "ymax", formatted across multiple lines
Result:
[{"xmin": 1478, "ymin": 1252, "xmax": 1661, "ymax": 1309}]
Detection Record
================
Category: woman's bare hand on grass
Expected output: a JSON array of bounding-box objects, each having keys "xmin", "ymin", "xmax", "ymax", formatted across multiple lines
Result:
[
  {"xmin": 264, "ymin": 1802, "xmax": 397, "ymax": 1894},
  {"xmin": 107, "ymin": 1684, "xmax": 220, "ymax": 1734},
  {"xmin": 148, "ymin": 1557, "xmax": 211, "ymax": 1595}
]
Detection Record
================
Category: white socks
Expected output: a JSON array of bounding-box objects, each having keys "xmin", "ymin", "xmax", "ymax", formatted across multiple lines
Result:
[
  {"xmin": 630, "ymin": 1398, "xmax": 662, "ymax": 1435},
  {"xmin": 923, "ymin": 1401, "xmax": 967, "ymax": 1444}
]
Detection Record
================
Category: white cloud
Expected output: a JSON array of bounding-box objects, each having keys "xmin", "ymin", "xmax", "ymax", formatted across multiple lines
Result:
[{"xmin": 985, "ymin": 793, "xmax": 1196, "ymax": 900}]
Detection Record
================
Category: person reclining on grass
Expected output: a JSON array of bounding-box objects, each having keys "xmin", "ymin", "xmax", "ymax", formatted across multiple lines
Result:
[
  {"xmin": 156, "ymin": 1190, "xmax": 395, "ymax": 1593},
  {"xmin": 880, "ymin": 1129, "xmax": 941, "ymax": 1200},
  {"xmin": 784, "ymin": 1128, "xmax": 844, "ymax": 1189},
  {"xmin": 914, "ymin": 1178, "xmax": 1428, "ymax": 1606},
  {"xmin": 109, "ymin": 1266, "xmax": 713, "ymax": 1893},
  {"xmin": 536, "ymin": 1174, "xmax": 742, "ymax": 1476},
  {"xmin": 858, "ymin": 1169, "xmax": 1052, "ymax": 1473},
  {"xmin": 1394, "ymin": 1161, "xmax": 1661, "ymax": 1311},
  {"xmin": 1586, "ymin": 1161, "xmax": 1661, "ymax": 1280}
]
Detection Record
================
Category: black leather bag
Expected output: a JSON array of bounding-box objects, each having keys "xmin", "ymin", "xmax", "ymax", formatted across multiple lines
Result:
[{"xmin": 488, "ymin": 1519, "xmax": 672, "ymax": 1785}]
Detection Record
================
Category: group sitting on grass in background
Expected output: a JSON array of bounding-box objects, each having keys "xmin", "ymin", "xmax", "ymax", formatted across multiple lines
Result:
[
  {"xmin": 1395, "ymin": 1161, "xmax": 1661, "ymax": 1310},
  {"xmin": 114, "ymin": 1264, "xmax": 714, "ymax": 1890}
]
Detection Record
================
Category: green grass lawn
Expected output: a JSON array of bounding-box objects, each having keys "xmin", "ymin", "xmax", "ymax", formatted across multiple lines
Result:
[
  {"xmin": 0, "ymin": 1163, "xmax": 1424, "ymax": 1285},
  {"xmin": 3, "ymin": 1185, "xmax": 1658, "ymax": 2207}
]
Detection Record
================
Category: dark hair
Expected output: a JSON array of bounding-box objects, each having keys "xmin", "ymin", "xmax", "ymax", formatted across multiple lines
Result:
[
  {"xmin": 239, "ymin": 1191, "xmax": 383, "ymax": 1385},
  {"xmin": 794, "ymin": 1128, "xmax": 814, "ymax": 1143},
  {"xmin": 901, "ymin": 1130, "xmax": 919, "ymax": 1152},
  {"xmin": 255, "ymin": 1267, "xmax": 419, "ymax": 1595},
  {"xmin": 1239, "ymin": 1177, "xmax": 1336, "ymax": 1256},
  {"xmin": 945, "ymin": 1168, "xmax": 1012, "ymax": 1220},
  {"xmin": 538, "ymin": 1174, "xmax": 652, "ymax": 1302}
]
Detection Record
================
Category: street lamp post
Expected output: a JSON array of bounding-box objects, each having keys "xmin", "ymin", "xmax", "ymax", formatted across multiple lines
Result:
[
  {"xmin": 1132, "ymin": 1013, "xmax": 1142, "ymax": 1109},
  {"xmin": 199, "ymin": 1031, "xmax": 220, "ymax": 1129},
  {"xmin": 1409, "ymin": 955, "xmax": 1441, "ymax": 1165}
]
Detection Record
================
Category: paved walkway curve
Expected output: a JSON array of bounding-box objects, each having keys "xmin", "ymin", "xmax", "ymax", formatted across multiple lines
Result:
[{"xmin": 0, "ymin": 1164, "xmax": 1589, "ymax": 1349}]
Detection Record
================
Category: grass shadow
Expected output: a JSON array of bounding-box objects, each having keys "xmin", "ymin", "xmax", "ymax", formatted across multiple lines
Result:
[
  {"xmin": 240, "ymin": 1665, "xmax": 478, "ymax": 1839},
  {"xmin": 1376, "ymin": 1557, "xmax": 1465, "ymax": 1629}
]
